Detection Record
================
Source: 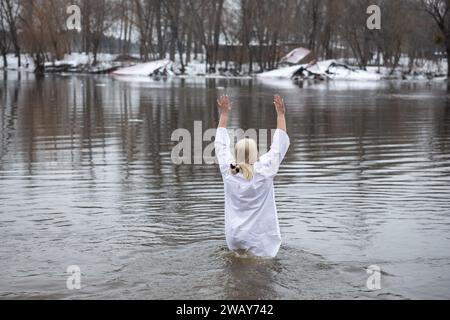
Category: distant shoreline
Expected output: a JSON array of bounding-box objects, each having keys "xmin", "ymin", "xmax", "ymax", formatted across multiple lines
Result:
[{"xmin": 1, "ymin": 52, "xmax": 448, "ymax": 83}]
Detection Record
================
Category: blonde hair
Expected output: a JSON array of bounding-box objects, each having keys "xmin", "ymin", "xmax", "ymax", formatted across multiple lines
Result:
[{"xmin": 231, "ymin": 138, "xmax": 258, "ymax": 181}]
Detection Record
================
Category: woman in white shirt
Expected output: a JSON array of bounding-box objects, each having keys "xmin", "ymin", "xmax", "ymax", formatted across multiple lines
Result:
[{"xmin": 215, "ymin": 95, "xmax": 290, "ymax": 258}]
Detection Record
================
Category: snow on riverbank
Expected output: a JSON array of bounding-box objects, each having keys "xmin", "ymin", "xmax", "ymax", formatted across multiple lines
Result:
[
  {"xmin": 112, "ymin": 60, "xmax": 173, "ymax": 76},
  {"xmin": 257, "ymin": 60, "xmax": 382, "ymax": 81},
  {"xmin": 257, "ymin": 65, "xmax": 302, "ymax": 79},
  {"xmin": 0, "ymin": 53, "xmax": 131, "ymax": 73},
  {"xmin": 1, "ymin": 52, "xmax": 447, "ymax": 82},
  {"xmin": 0, "ymin": 54, "xmax": 35, "ymax": 70},
  {"xmin": 257, "ymin": 58, "xmax": 450, "ymax": 82},
  {"xmin": 46, "ymin": 53, "xmax": 118, "ymax": 67},
  {"xmin": 327, "ymin": 64, "xmax": 382, "ymax": 81}
]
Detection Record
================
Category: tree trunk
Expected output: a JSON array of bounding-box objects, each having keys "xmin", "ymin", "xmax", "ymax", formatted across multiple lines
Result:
[
  {"xmin": 177, "ymin": 40, "xmax": 185, "ymax": 74},
  {"xmin": 93, "ymin": 41, "xmax": 99, "ymax": 65},
  {"xmin": 15, "ymin": 48, "xmax": 20, "ymax": 67},
  {"xmin": 155, "ymin": 0, "xmax": 164, "ymax": 59},
  {"xmin": 447, "ymin": 43, "xmax": 450, "ymax": 78},
  {"xmin": 33, "ymin": 53, "xmax": 45, "ymax": 74},
  {"xmin": 308, "ymin": 0, "xmax": 320, "ymax": 52},
  {"xmin": 194, "ymin": 41, "xmax": 198, "ymax": 60},
  {"xmin": 186, "ymin": 31, "xmax": 192, "ymax": 64},
  {"xmin": 212, "ymin": 0, "xmax": 224, "ymax": 70},
  {"xmin": 2, "ymin": 53, "xmax": 7, "ymax": 67},
  {"xmin": 169, "ymin": 29, "xmax": 176, "ymax": 61},
  {"xmin": 248, "ymin": 46, "xmax": 253, "ymax": 73}
]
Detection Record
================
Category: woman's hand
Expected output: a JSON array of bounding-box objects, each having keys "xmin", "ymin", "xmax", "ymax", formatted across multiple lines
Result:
[
  {"xmin": 218, "ymin": 95, "xmax": 231, "ymax": 128},
  {"xmin": 273, "ymin": 95, "xmax": 287, "ymax": 132},
  {"xmin": 273, "ymin": 95, "xmax": 286, "ymax": 116},
  {"xmin": 217, "ymin": 95, "xmax": 232, "ymax": 114}
]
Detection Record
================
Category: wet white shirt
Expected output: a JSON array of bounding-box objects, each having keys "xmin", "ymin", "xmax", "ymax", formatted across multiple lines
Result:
[{"xmin": 215, "ymin": 128, "xmax": 290, "ymax": 258}]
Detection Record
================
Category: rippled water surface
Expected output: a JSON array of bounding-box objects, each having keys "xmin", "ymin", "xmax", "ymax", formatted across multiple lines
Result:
[{"xmin": 1, "ymin": 72, "xmax": 450, "ymax": 299}]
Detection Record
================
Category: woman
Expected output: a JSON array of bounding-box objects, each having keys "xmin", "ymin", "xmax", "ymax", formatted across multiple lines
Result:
[{"xmin": 215, "ymin": 94, "xmax": 290, "ymax": 258}]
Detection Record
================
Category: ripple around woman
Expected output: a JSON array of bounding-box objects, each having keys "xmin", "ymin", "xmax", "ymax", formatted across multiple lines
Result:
[{"xmin": 215, "ymin": 94, "xmax": 290, "ymax": 258}]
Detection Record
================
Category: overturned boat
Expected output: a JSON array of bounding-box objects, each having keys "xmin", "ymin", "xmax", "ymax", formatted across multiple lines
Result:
[
  {"xmin": 258, "ymin": 59, "xmax": 382, "ymax": 81},
  {"xmin": 112, "ymin": 60, "xmax": 174, "ymax": 78}
]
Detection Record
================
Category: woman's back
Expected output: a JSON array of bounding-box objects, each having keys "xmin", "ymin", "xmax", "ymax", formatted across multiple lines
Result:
[
  {"xmin": 215, "ymin": 94, "xmax": 289, "ymax": 258},
  {"xmin": 216, "ymin": 127, "xmax": 290, "ymax": 258}
]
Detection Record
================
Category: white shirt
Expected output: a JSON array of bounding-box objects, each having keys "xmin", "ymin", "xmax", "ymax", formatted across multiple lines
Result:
[{"xmin": 215, "ymin": 128, "xmax": 290, "ymax": 258}]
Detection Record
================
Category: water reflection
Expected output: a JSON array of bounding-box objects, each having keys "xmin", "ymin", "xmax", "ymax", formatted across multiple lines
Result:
[
  {"xmin": 222, "ymin": 253, "xmax": 280, "ymax": 300},
  {"xmin": 1, "ymin": 72, "xmax": 450, "ymax": 299}
]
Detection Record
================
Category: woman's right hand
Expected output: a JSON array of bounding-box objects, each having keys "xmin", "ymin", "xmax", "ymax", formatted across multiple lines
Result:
[
  {"xmin": 273, "ymin": 95, "xmax": 287, "ymax": 132},
  {"xmin": 217, "ymin": 95, "xmax": 232, "ymax": 114},
  {"xmin": 274, "ymin": 95, "xmax": 286, "ymax": 116}
]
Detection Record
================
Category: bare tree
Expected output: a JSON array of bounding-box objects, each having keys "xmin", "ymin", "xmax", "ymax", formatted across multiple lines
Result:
[
  {"xmin": 341, "ymin": 0, "xmax": 374, "ymax": 69},
  {"xmin": 0, "ymin": 4, "xmax": 11, "ymax": 67},
  {"xmin": 2, "ymin": 0, "xmax": 446, "ymax": 77},
  {"xmin": 307, "ymin": 0, "xmax": 322, "ymax": 52},
  {"xmin": 0, "ymin": 0, "xmax": 21, "ymax": 67},
  {"xmin": 421, "ymin": 0, "xmax": 450, "ymax": 76},
  {"xmin": 241, "ymin": 0, "xmax": 256, "ymax": 73},
  {"xmin": 116, "ymin": 0, "xmax": 133, "ymax": 56},
  {"xmin": 211, "ymin": 0, "xmax": 225, "ymax": 71},
  {"xmin": 321, "ymin": 0, "xmax": 341, "ymax": 59},
  {"xmin": 164, "ymin": 0, "xmax": 187, "ymax": 72},
  {"xmin": 80, "ymin": 0, "xmax": 115, "ymax": 65},
  {"xmin": 133, "ymin": 0, "xmax": 154, "ymax": 61}
]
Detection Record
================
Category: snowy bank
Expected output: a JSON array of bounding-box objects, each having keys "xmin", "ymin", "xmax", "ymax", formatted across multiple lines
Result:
[
  {"xmin": 0, "ymin": 54, "xmax": 35, "ymax": 70},
  {"xmin": 257, "ymin": 65, "xmax": 303, "ymax": 79},
  {"xmin": 327, "ymin": 63, "xmax": 382, "ymax": 81},
  {"xmin": 257, "ymin": 60, "xmax": 382, "ymax": 81},
  {"xmin": 0, "ymin": 53, "xmax": 131, "ymax": 73},
  {"xmin": 43, "ymin": 53, "xmax": 123, "ymax": 73},
  {"xmin": 112, "ymin": 60, "xmax": 173, "ymax": 77},
  {"xmin": 1, "ymin": 51, "xmax": 446, "ymax": 82}
]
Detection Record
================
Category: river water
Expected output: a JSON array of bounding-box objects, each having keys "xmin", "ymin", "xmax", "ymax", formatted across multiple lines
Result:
[{"xmin": 1, "ymin": 72, "xmax": 449, "ymax": 299}]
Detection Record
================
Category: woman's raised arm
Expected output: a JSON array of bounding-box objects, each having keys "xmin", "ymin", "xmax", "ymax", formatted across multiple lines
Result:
[
  {"xmin": 273, "ymin": 95, "xmax": 287, "ymax": 133},
  {"xmin": 255, "ymin": 95, "xmax": 290, "ymax": 178},
  {"xmin": 217, "ymin": 95, "xmax": 231, "ymax": 128},
  {"xmin": 215, "ymin": 95, "xmax": 234, "ymax": 176}
]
